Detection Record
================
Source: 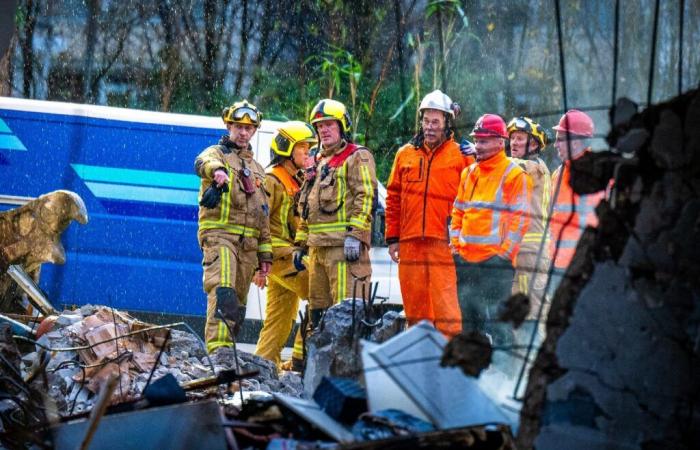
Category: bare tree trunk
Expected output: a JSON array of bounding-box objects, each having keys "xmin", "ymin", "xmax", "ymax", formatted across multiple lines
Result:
[
  {"xmin": 0, "ymin": 34, "xmax": 16, "ymax": 96},
  {"xmin": 394, "ymin": 0, "xmax": 408, "ymax": 131},
  {"xmin": 436, "ymin": 6, "xmax": 447, "ymax": 92},
  {"xmin": 0, "ymin": 0, "xmax": 18, "ymax": 95},
  {"xmin": 19, "ymin": 0, "xmax": 38, "ymax": 98},
  {"xmin": 158, "ymin": 1, "xmax": 180, "ymax": 111},
  {"xmin": 83, "ymin": 0, "xmax": 99, "ymax": 102},
  {"xmin": 234, "ymin": 0, "xmax": 249, "ymax": 96},
  {"xmin": 202, "ymin": 0, "xmax": 218, "ymax": 110}
]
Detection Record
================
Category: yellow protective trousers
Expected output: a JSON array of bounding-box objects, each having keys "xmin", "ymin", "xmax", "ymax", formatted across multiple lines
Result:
[
  {"xmin": 201, "ymin": 231, "xmax": 258, "ymax": 353},
  {"xmin": 511, "ymin": 251, "xmax": 550, "ymax": 321},
  {"xmin": 255, "ymin": 253, "xmax": 308, "ymax": 366},
  {"xmin": 307, "ymin": 246, "xmax": 371, "ymax": 310}
]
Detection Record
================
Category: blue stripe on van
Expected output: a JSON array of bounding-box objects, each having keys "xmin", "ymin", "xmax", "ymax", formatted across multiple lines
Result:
[
  {"xmin": 100, "ymin": 199, "xmax": 198, "ymax": 221},
  {"xmin": 72, "ymin": 163, "xmax": 199, "ymax": 189},
  {"xmin": 0, "ymin": 119, "xmax": 11, "ymax": 133},
  {"xmin": 84, "ymin": 182, "xmax": 198, "ymax": 206},
  {"xmin": 0, "ymin": 134, "xmax": 27, "ymax": 151}
]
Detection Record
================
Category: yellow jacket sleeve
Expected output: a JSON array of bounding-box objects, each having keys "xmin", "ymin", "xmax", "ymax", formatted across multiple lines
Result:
[
  {"xmin": 346, "ymin": 149, "xmax": 377, "ymax": 241},
  {"xmin": 194, "ymin": 145, "xmax": 226, "ymax": 179}
]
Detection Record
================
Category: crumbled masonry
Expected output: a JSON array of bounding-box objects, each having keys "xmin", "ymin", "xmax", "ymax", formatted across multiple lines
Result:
[
  {"xmin": 441, "ymin": 330, "xmax": 493, "ymax": 377},
  {"xmin": 20, "ymin": 305, "xmax": 303, "ymax": 416},
  {"xmin": 517, "ymin": 89, "xmax": 700, "ymax": 450}
]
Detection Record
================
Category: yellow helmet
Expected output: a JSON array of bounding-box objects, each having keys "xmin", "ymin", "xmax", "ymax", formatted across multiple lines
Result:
[
  {"xmin": 507, "ymin": 116, "xmax": 548, "ymax": 150},
  {"xmin": 271, "ymin": 121, "xmax": 317, "ymax": 158},
  {"xmin": 222, "ymin": 100, "xmax": 262, "ymax": 127},
  {"xmin": 309, "ymin": 99, "xmax": 351, "ymax": 133}
]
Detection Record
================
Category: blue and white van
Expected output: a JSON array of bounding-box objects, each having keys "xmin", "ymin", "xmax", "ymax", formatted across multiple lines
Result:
[{"xmin": 0, "ymin": 97, "xmax": 401, "ymax": 333}]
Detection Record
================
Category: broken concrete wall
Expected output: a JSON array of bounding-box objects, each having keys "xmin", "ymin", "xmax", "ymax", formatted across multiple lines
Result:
[
  {"xmin": 25, "ymin": 305, "xmax": 303, "ymax": 416},
  {"xmin": 303, "ymin": 300, "xmax": 405, "ymax": 397},
  {"xmin": 0, "ymin": 190, "xmax": 88, "ymax": 313},
  {"xmin": 517, "ymin": 89, "xmax": 700, "ymax": 449}
]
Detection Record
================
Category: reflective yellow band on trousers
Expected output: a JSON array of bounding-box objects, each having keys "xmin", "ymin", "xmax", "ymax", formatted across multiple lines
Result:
[{"xmin": 199, "ymin": 221, "xmax": 261, "ymax": 238}]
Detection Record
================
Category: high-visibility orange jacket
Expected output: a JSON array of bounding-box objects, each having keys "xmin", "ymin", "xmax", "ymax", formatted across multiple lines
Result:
[
  {"xmin": 549, "ymin": 150, "xmax": 605, "ymax": 269},
  {"xmin": 385, "ymin": 138, "xmax": 474, "ymax": 243},
  {"xmin": 450, "ymin": 151, "xmax": 531, "ymax": 266},
  {"xmin": 265, "ymin": 164, "xmax": 302, "ymax": 259}
]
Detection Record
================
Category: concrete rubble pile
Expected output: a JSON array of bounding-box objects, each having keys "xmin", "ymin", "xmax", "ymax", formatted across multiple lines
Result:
[
  {"xmin": 517, "ymin": 89, "xmax": 700, "ymax": 450},
  {"xmin": 1, "ymin": 295, "xmax": 519, "ymax": 449},
  {"xmin": 21, "ymin": 305, "xmax": 303, "ymax": 416},
  {"xmin": 303, "ymin": 299, "xmax": 405, "ymax": 396}
]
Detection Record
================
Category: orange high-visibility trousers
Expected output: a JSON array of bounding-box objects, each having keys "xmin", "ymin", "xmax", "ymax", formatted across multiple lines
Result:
[{"xmin": 398, "ymin": 238, "xmax": 462, "ymax": 337}]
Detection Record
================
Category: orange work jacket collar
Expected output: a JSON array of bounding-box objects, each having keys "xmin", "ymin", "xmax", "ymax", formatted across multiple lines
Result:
[
  {"xmin": 417, "ymin": 137, "xmax": 455, "ymax": 156},
  {"xmin": 476, "ymin": 149, "xmax": 508, "ymax": 170}
]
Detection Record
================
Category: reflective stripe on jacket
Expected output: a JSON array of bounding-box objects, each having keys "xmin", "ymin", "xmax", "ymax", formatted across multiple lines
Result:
[
  {"xmin": 385, "ymin": 138, "xmax": 473, "ymax": 243},
  {"xmin": 195, "ymin": 143, "xmax": 272, "ymax": 257},
  {"xmin": 450, "ymin": 151, "xmax": 531, "ymax": 266},
  {"xmin": 266, "ymin": 164, "xmax": 301, "ymax": 258},
  {"xmin": 297, "ymin": 142, "xmax": 377, "ymax": 247},
  {"xmin": 549, "ymin": 153, "xmax": 605, "ymax": 269}
]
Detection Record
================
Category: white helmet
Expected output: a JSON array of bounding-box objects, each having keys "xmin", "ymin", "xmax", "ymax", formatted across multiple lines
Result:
[{"xmin": 419, "ymin": 89, "xmax": 456, "ymax": 118}]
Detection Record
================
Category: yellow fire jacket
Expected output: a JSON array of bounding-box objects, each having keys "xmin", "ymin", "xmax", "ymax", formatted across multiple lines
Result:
[
  {"xmin": 297, "ymin": 142, "xmax": 377, "ymax": 247},
  {"xmin": 512, "ymin": 156, "xmax": 551, "ymax": 254},
  {"xmin": 265, "ymin": 164, "xmax": 302, "ymax": 259},
  {"xmin": 195, "ymin": 138, "xmax": 272, "ymax": 260}
]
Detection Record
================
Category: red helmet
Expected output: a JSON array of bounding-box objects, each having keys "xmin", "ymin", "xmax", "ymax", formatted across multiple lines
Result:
[
  {"xmin": 552, "ymin": 109, "xmax": 594, "ymax": 137},
  {"xmin": 470, "ymin": 114, "xmax": 508, "ymax": 139}
]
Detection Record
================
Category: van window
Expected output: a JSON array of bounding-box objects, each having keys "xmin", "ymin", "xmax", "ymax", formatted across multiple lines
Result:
[{"xmin": 371, "ymin": 206, "xmax": 387, "ymax": 247}]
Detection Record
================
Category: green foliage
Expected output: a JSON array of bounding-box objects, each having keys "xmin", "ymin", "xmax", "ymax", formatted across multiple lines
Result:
[{"xmin": 11, "ymin": 0, "xmax": 699, "ymax": 182}]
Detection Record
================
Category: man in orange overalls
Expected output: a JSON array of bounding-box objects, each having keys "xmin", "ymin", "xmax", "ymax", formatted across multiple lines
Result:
[{"xmin": 385, "ymin": 90, "xmax": 474, "ymax": 337}]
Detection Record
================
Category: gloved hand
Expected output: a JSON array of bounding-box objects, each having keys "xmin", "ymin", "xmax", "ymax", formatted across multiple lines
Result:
[
  {"xmin": 459, "ymin": 138, "xmax": 476, "ymax": 157},
  {"xmin": 293, "ymin": 248, "xmax": 307, "ymax": 271},
  {"xmin": 199, "ymin": 182, "xmax": 229, "ymax": 209},
  {"xmin": 215, "ymin": 287, "xmax": 239, "ymax": 324},
  {"xmin": 344, "ymin": 236, "xmax": 361, "ymax": 262}
]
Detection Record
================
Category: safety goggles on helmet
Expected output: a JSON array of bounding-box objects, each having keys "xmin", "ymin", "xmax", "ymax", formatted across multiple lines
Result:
[
  {"xmin": 507, "ymin": 116, "xmax": 548, "ymax": 149},
  {"xmin": 223, "ymin": 101, "xmax": 262, "ymax": 127},
  {"xmin": 510, "ymin": 117, "xmax": 530, "ymax": 131},
  {"xmin": 230, "ymin": 107, "xmax": 259, "ymax": 123}
]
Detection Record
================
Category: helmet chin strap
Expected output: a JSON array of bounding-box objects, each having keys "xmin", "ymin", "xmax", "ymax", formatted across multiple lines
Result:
[{"xmin": 524, "ymin": 135, "xmax": 532, "ymax": 159}]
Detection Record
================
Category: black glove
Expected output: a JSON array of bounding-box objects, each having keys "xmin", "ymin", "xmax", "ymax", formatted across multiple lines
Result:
[
  {"xmin": 199, "ymin": 182, "xmax": 229, "ymax": 209},
  {"xmin": 292, "ymin": 248, "xmax": 307, "ymax": 271},
  {"xmin": 215, "ymin": 286, "xmax": 239, "ymax": 324}
]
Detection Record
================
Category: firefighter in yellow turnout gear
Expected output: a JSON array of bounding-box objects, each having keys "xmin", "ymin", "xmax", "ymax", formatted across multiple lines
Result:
[
  {"xmin": 254, "ymin": 121, "xmax": 316, "ymax": 369},
  {"xmin": 507, "ymin": 116, "xmax": 552, "ymax": 325},
  {"xmin": 195, "ymin": 101, "xmax": 272, "ymax": 353},
  {"xmin": 296, "ymin": 99, "xmax": 377, "ymax": 329}
]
